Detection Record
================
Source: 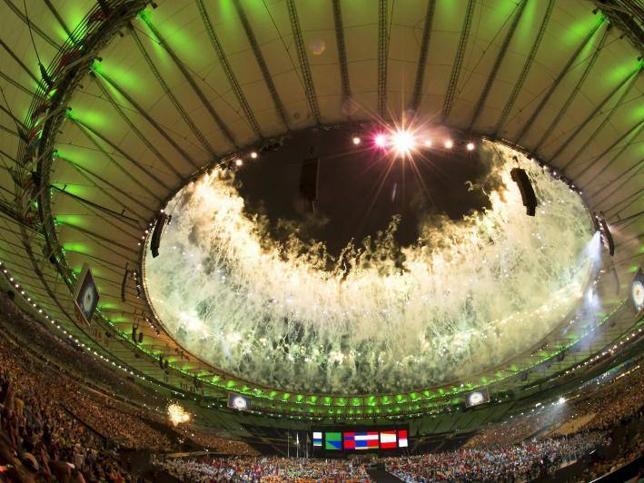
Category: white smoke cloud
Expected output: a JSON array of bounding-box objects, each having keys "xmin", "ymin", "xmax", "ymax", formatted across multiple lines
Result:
[{"xmin": 144, "ymin": 141, "xmax": 594, "ymax": 394}]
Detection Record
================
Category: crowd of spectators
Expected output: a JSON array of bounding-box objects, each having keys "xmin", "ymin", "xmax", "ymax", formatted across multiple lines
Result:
[
  {"xmin": 567, "ymin": 366, "xmax": 644, "ymax": 432},
  {"xmin": 0, "ymin": 293, "xmax": 162, "ymax": 410},
  {"xmin": 0, "ymin": 290, "xmax": 641, "ymax": 482},
  {"xmin": 67, "ymin": 392, "xmax": 172, "ymax": 452},
  {"xmin": 384, "ymin": 432, "xmax": 608, "ymax": 482},
  {"xmin": 0, "ymin": 336, "xmax": 130, "ymax": 482},
  {"xmin": 464, "ymin": 408, "xmax": 560, "ymax": 448},
  {"xmin": 176, "ymin": 428, "xmax": 259, "ymax": 455},
  {"xmin": 465, "ymin": 366, "xmax": 644, "ymax": 448},
  {"xmin": 587, "ymin": 430, "xmax": 644, "ymax": 479},
  {"xmin": 155, "ymin": 455, "xmax": 371, "ymax": 482}
]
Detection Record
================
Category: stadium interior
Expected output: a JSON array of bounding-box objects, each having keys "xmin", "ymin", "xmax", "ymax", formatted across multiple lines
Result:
[{"xmin": 0, "ymin": 0, "xmax": 642, "ymax": 481}]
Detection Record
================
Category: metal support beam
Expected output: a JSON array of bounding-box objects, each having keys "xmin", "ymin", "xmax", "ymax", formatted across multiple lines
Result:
[
  {"xmin": 72, "ymin": 121, "xmax": 163, "ymax": 203},
  {"xmin": 591, "ymin": 161, "xmax": 643, "ymax": 208},
  {"xmin": 495, "ymin": 0, "xmax": 554, "ymax": 135},
  {"xmin": 51, "ymin": 185, "xmax": 141, "ymax": 229},
  {"xmin": 581, "ymin": 123, "xmax": 643, "ymax": 181},
  {"xmin": 72, "ymin": 118, "xmax": 171, "ymax": 194},
  {"xmin": 377, "ymin": 0, "xmax": 389, "ymax": 118},
  {"xmin": 0, "ymin": 103, "xmax": 26, "ymax": 133},
  {"xmin": 2, "ymin": 0, "xmax": 60, "ymax": 49},
  {"xmin": 332, "ymin": 0, "xmax": 352, "ymax": 104},
  {"xmin": 0, "ymin": 38, "xmax": 44, "ymax": 90},
  {"xmin": 468, "ymin": 0, "xmax": 526, "ymax": 131},
  {"xmin": 0, "ymin": 123, "xmax": 18, "ymax": 138},
  {"xmin": 574, "ymin": 120, "xmax": 644, "ymax": 180},
  {"xmin": 129, "ymin": 25, "xmax": 216, "ymax": 156},
  {"xmin": 92, "ymin": 74, "xmax": 183, "ymax": 180},
  {"xmin": 43, "ymin": 0, "xmax": 74, "ymax": 43},
  {"xmin": 0, "ymin": 71, "xmax": 39, "ymax": 98},
  {"xmin": 233, "ymin": 0, "xmax": 289, "ymax": 130},
  {"xmin": 62, "ymin": 223, "xmax": 138, "ymax": 257},
  {"xmin": 533, "ymin": 26, "xmax": 610, "ymax": 151},
  {"xmin": 441, "ymin": 0, "xmax": 475, "ymax": 122},
  {"xmin": 197, "ymin": 0, "xmax": 263, "ymax": 139},
  {"xmin": 286, "ymin": 0, "xmax": 321, "ymax": 124},
  {"xmin": 137, "ymin": 17, "xmax": 237, "ymax": 150},
  {"xmin": 560, "ymin": 69, "xmax": 640, "ymax": 171},
  {"xmin": 409, "ymin": 0, "xmax": 436, "ymax": 113},
  {"xmin": 587, "ymin": 159, "xmax": 643, "ymax": 200},
  {"xmin": 611, "ymin": 209, "xmax": 644, "ymax": 226},
  {"xmin": 604, "ymin": 188, "xmax": 644, "ymax": 216},
  {"xmin": 94, "ymin": 70, "xmax": 197, "ymax": 169},
  {"xmin": 515, "ymin": 18, "xmax": 605, "ymax": 143},
  {"xmin": 60, "ymin": 157, "xmax": 152, "ymax": 218}
]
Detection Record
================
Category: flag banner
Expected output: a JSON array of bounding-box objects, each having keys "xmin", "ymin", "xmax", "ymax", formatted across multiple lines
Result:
[
  {"xmin": 313, "ymin": 432, "xmax": 322, "ymax": 447},
  {"xmin": 398, "ymin": 429, "xmax": 408, "ymax": 448},
  {"xmin": 355, "ymin": 431, "xmax": 379, "ymax": 450},
  {"xmin": 325, "ymin": 432, "xmax": 342, "ymax": 450},
  {"xmin": 380, "ymin": 430, "xmax": 397, "ymax": 449},
  {"xmin": 343, "ymin": 432, "xmax": 356, "ymax": 450}
]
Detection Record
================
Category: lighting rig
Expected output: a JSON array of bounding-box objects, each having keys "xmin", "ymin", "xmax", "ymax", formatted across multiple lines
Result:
[{"xmin": 350, "ymin": 127, "xmax": 477, "ymax": 159}]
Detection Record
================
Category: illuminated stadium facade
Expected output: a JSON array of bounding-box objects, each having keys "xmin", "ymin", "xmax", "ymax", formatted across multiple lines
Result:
[{"xmin": 0, "ymin": 0, "xmax": 642, "ymax": 439}]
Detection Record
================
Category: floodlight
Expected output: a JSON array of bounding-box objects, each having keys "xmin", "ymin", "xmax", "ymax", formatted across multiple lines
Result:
[{"xmin": 391, "ymin": 129, "xmax": 416, "ymax": 157}]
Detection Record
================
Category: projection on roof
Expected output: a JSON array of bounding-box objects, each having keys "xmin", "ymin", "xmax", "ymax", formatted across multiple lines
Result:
[{"xmin": 145, "ymin": 140, "xmax": 595, "ymax": 394}]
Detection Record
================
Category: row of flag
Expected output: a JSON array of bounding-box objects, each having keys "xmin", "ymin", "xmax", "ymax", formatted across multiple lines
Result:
[{"xmin": 313, "ymin": 430, "xmax": 408, "ymax": 450}]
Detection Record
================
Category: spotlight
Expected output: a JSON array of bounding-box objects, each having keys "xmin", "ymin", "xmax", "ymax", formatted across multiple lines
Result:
[
  {"xmin": 391, "ymin": 129, "xmax": 416, "ymax": 157},
  {"xmin": 234, "ymin": 158, "xmax": 243, "ymax": 167},
  {"xmin": 424, "ymin": 139, "xmax": 432, "ymax": 147},
  {"xmin": 374, "ymin": 133, "xmax": 387, "ymax": 148},
  {"xmin": 558, "ymin": 396, "xmax": 566, "ymax": 404},
  {"xmin": 444, "ymin": 139, "xmax": 453, "ymax": 149},
  {"xmin": 250, "ymin": 151, "xmax": 258, "ymax": 159},
  {"xmin": 466, "ymin": 142, "xmax": 475, "ymax": 151},
  {"xmin": 352, "ymin": 136, "xmax": 361, "ymax": 145},
  {"xmin": 228, "ymin": 393, "xmax": 250, "ymax": 411}
]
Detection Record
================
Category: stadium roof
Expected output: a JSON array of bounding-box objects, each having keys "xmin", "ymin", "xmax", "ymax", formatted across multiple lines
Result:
[{"xmin": 0, "ymin": 0, "xmax": 642, "ymax": 424}]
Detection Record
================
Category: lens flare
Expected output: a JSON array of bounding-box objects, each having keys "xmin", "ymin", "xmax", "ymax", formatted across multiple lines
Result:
[
  {"xmin": 391, "ymin": 130, "xmax": 416, "ymax": 157},
  {"xmin": 374, "ymin": 133, "xmax": 387, "ymax": 148}
]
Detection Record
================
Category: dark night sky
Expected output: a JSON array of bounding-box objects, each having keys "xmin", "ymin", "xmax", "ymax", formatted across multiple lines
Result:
[{"xmin": 237, "ymin": 126, "xmax": 492, "ymax": 258}]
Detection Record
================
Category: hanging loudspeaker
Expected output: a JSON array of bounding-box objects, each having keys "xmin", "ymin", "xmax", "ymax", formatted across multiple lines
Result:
[
  {"xmin": 299, "ymin": 157, "xmax": 319, "ymax": 202},
  {"xmin": 150, "ymin": 214, "xmax": 168, "ymax": 258},
  {"xmin": 120, "ymin": 263, "xmax": 129, "ymax": 302},
  {"xmin": 510, "ymin": 168, "xmax": 537, "ymax": 216}
]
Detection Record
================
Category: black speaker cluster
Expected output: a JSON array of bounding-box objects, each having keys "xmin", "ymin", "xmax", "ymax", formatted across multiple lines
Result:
[
  {"xmin": 510, "ymin": 167, "xmax": 538, "ymax": 216},
  {"xmin": 150, "ymin": 213, "xmax": 168, "ymax": 258}
]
